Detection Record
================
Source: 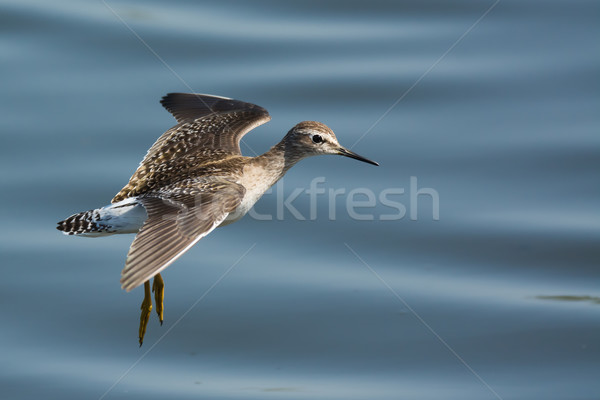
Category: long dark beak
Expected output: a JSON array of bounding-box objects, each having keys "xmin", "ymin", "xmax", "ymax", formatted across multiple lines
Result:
[{"xmin": 337, "ymin": 147, "xmax": 379, "ymax": 166}]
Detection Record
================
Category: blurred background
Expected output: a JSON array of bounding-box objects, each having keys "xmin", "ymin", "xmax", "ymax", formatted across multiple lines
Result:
[{"xmin": 1, "ymin": 0, "xmax": 598, "ymax": 399}]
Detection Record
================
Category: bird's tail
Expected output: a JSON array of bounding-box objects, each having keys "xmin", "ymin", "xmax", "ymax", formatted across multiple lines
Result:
[
  {"xmin": 57, "ymin": 209, "xmax": 106, "ymax": 236},
  {"xmin": 57, "ymin": 199, "xmax": 146, "ymax": 237}
]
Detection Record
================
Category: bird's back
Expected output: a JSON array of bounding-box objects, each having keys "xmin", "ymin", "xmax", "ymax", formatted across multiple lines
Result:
[{"xmin": 112, "ymin": 93, "xmax": 270, "ymax": 203}]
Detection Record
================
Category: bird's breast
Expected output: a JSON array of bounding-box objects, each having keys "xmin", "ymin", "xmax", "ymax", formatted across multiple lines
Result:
[{"xmin": 219, "ymin": 162, "xmax": 283, "ymax": 226}]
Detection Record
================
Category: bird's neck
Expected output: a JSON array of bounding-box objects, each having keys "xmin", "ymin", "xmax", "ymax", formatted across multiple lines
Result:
[{"xmin": 251, "ymin": 139, "xmax": 306, "ymax": 183}]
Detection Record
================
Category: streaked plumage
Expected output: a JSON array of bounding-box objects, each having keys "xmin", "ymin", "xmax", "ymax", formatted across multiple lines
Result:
[{"xmin": 58, "ymin": 93, "xmax": 378, "ymax": 293}]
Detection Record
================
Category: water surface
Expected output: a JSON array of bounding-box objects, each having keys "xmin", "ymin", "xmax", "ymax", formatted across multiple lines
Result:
[{"xmin": 1, "ymin": 1, "xmax": 598, "ymax": 399}]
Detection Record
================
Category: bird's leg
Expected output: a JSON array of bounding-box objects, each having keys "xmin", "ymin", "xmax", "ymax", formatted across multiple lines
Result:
[
  {"xmin": 139, "ymin": 280, "xmax": 152, "ymax": 346},
  {"xmin": 152, "ymin": 273, "xmax": 164, "ymax": 325}
]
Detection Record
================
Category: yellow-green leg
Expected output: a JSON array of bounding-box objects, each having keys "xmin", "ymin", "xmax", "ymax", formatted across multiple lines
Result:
[
  {"xmin": 139, "ymin": 281, "xmax": 152, "ymax": 346},
  {"xmin": 152, "ymin": 273, "xmax": 164, "ymax": 325}
]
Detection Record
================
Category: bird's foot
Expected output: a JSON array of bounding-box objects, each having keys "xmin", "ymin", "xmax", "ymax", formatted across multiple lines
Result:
[
  {"xmin": 139, "ymin": 280, "xmax": 153, "ymax": 346},
  {"xmin": 152, "ymin": 273, "xmax": 164, "ymax": 325}
]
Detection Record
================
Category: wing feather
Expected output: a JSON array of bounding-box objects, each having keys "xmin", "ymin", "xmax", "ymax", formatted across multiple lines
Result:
[
  {"xmin": 120, "ymin": 179, "xmax": 245, "ymax": 291},
  {"xmin": 112, "ymin": 93, "xmax": 270, "ymax": 203}
]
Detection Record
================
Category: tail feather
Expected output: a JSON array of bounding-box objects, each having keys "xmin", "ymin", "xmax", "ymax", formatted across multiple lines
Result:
[
  {"xmin": 57, "ymin": 199, "xmax": 146, "ymax": 236},
  {"xmin": 57, "ymin": 209, "xmax": 108, "ymax": 236}
]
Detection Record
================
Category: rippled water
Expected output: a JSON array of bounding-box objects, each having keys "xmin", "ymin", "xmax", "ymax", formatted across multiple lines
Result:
[{"xmin": 1, "ymin": 1, "xmax": 599, "ymax": 399}]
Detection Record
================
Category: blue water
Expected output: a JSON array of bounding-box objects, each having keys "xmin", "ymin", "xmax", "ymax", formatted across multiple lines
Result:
[{"xmin": 1, "ymin": 0, "xmax": 599, "ymax": 399}]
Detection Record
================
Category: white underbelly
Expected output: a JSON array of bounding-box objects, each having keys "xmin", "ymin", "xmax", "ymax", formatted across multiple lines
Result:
[
  {"xmin": 219, "ymin": 191, "xmax": 263, "ymax": 227},
  {"xmin": 219, "ymin": 171, "xmax": 275, "ymax": 227}
]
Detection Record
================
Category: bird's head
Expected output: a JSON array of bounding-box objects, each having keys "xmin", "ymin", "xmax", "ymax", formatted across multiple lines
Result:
[{"xmin": 283, "ymin": 121, "xmax": 378, "ymax": 166}]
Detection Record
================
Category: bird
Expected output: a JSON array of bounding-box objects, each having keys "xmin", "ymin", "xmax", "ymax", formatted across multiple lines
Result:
[{"xmin": 57, "ymin": 93, "xmax": 378, "ymax": 345}]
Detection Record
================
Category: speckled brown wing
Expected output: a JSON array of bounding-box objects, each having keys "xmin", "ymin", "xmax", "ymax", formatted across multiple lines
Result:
[
  {"xmin": 112, "ymin": 93, "xmax": 270, "ymax": 203},
  {"xmin": 120, "ymin": 177, "xmax": 245, "ymax": 291}
]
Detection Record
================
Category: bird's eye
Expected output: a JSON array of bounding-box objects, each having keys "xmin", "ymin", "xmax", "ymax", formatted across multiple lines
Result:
[{"xmin": 312, "ymin": 134, "xmax": 323, "ymax": 144}]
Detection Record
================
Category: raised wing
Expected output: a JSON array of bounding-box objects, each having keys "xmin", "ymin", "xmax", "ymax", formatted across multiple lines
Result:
[
  {"xmin": 120, "ymin": 178, "xmax": 245, "ymax": 291},
  {"xmin": 112, "ymin": 93, "xmax": 270, "ymax": 203}
]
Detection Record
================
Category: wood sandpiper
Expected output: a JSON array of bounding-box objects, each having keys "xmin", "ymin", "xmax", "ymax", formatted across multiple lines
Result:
[{"xmin": 57, "ymin": 93, "xmax": 378, "ymax": 345}]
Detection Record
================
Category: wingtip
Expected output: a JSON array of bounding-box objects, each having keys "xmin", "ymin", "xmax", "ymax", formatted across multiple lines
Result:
[
  {"xmin": 120, "ymin": 278, "xmax": 136, "ymax": 292},
  {"xmin": 160, "ymin": 92, "xmax": 232, "ymax": 105},
  {"xmin": 122, "ymin": 284, "xmax": 135, "ymax": 292}
]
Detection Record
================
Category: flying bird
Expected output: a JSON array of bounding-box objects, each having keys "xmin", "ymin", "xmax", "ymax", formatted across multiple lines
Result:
[{"xmin": 57, "ymin": 93, "xmax": 378, "ymax": 344}]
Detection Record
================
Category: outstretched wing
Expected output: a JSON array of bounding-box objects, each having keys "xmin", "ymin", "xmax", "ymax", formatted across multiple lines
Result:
[
  {"xmin": 112, "ymin": 93, "xmax": 270, "ymax": 203},
  {"xmin": 158, "ymin": 93, "xmax": 271, "ymax": 153},
  {"xmin": 120, "ymin": 178, "xmax": 245, "ymax": 291}
]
